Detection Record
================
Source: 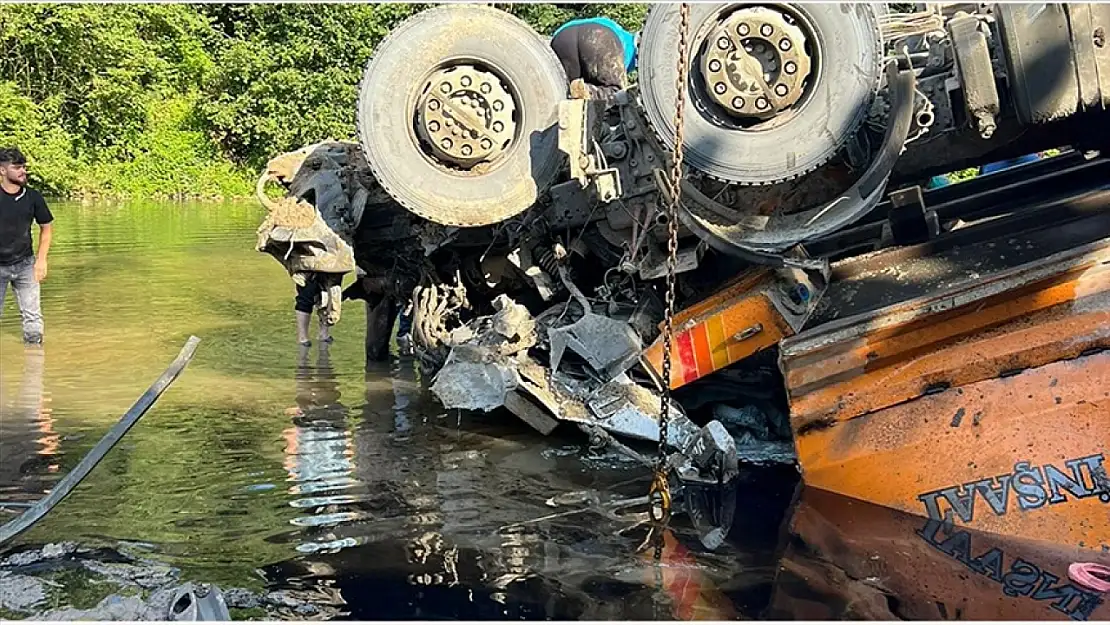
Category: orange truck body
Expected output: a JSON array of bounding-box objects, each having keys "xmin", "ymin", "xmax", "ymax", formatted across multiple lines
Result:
[{"xmin": 650, "ymin": 210, "xmax": 1110, "ymax": 574}]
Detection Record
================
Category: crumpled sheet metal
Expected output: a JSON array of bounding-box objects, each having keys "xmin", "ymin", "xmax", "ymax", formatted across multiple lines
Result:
[
  {"xmin": 430, "ymin": 297, "xmax": 700, "ymax": 446},
  {"xmin": 548, "ymin": 311, "xmax": 642, "ymax": 379},
  {"xmin": 427, "ymin": 296, "xmax": 751, "ymax": 485},
  {"xmin": 429, "ymin": 345, "xmax": 522, "ymax": 412},
  {"xmin": 585, "ymin": 374, "xmax": 698, "ymax": 447},
  {"xmin": 255, "ymin": 200, "xmax": 356, "ymax": 276},
  {"xmin": 256, "ymin": 140, "xmax": 369, "ymax": 291}
]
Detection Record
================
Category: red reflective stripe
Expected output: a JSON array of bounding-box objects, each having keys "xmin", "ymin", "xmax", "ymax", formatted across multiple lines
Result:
[{"xmin": 677, "ymin": 331, "xmax": 698, "ymax": 385}]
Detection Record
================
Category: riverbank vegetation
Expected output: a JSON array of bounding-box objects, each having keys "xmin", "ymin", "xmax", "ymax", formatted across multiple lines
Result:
[{"xmin": 0, "ymin": 4, "xmax": 646, "ymax": 199}]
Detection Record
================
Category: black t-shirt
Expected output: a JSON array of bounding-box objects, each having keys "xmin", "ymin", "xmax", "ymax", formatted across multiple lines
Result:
[{"xmin": 0, "ymin": 186, "xmax": 53, "ymax": 265}]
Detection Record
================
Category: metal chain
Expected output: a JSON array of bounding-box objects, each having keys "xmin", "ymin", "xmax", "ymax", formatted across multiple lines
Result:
[{"xmin": 648, "ymin": 2, "xmax": 690, "ymax": 561}]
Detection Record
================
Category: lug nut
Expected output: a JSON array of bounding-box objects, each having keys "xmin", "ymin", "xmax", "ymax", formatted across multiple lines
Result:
[
  {"xmin": 440, "ymin": 82, "xmax": 451, "ymax": 94},
  {"xmin": 441, "ymin": 138, "xmax": 452, "ymax": 149},
  {"xmin": 428, "ymin": 99, "xmax": 440, "ymax": 111},
  {"xmin": 480, "ymin": 138, "xmax": 492, "ymax": 149},
  {"xmin": 717, "ymin": 37, "xmax": 730, "ymax": 50},
  {"xmin": 756, "ymin": 97, "xmax": 769, "ymax": 109},
  {"xmin": 779, "ymin": 38, "xmax": 792, "ymax": 51},
  {"xmin": 492, "ymin": 100, "xmax": 504, "ymax": 111},
  {"xmin": 761, "ymin": 24, "xmax": 773, "ymax": 36},
  {"xmin": 492, "ymin": 121, "xmax": 504, "ymax": 133},
  {"xmin": 709, "ymin": 59, "xmax": 722, "ymax": 72},
  {"xmin": 460, "ymin": 75, "xmax": 472, "ymax": 87},
  {"xmin": 775, "ymin": 84, "xmax": 788, "ymax": 96},
  {"xmin": 481, "ymin": 83, "xmax": 492, "ymax": 94},
  {"xmin": 461, "ymin": 144, "xmax": 472, "ymax": 156},
  {"xmin": 714, "ymin": 82, "xmax": 727, "ymax": 94},
  {"xmin": 429, "ymin": 121, "xmax": 440, "ymax": 132},
  {"xmin": 732, "ymin": 96, "xmax": 745, "ymax": 109},
  {"xmin": 737, "ymin": 23, "xmax": 750, "ymax": 36},
  {"xmin": 785, "ymin": 61, "xmax": 797, "ymax": 74}
]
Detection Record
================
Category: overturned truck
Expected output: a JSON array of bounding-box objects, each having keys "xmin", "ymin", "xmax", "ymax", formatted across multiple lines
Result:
[{"xmin": 258, "ymin": 3, "xmax": 1110, "ymax": 557}]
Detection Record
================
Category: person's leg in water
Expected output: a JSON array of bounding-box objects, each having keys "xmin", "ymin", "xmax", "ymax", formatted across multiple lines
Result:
[
  {"xmin": 550, "ymin": 23, "xmax": 628, "ymax": 101},
  {"xmin": 0, "ymin": 257, "xmax": 45, "ymax": 345},
  {"xmin": 294, "ymin": 275, "xmax": 332, "ymax": 346},
  {"xmin": 316, "ymin": 280, "xmax": 333, "ymax": 344}
]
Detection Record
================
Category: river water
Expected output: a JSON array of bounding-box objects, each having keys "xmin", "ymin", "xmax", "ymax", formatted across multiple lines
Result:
[{"xmin": 0, "ymin": 200, "xmax": 801, "ymax": 619}]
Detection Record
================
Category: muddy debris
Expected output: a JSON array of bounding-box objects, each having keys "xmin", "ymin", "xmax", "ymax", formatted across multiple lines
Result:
[
  {"xmin": 31, "ymin": 593, "xmax": 166, "ymax": 621},
  {"xmin": 0, "ymin": 572, "xmax": 47, "ymax": 612},
  {"xmin": 0, "ymin": 542, "xmax": 342, "ymax": 621}
]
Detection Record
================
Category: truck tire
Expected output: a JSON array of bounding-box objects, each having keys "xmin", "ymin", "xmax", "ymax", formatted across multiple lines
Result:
[
  {"xmin": 357, "ymin": 6, "xmax": 568, "ymax": 228},
  {"xmin": 638, "ymin": 3, "xmax": 883, "ymax": 185}
]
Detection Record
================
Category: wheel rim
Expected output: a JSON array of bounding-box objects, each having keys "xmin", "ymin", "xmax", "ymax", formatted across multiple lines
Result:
[
  {"xmin": 700, "ymin": 6, "xmax": 813, "ymax": 121},
  {"xmin": 696, "ymin": 5, "xmax": 817, "ymax": 127},
  {"xmin": 415, "ymin": 64, "xmax": 519, "ymax": 170}
]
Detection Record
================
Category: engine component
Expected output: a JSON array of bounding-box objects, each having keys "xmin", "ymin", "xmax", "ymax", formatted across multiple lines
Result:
[
  {"xmin": 637, "ymin": 3, "xmax": 884, "ymax": 184},
  {"xmin": 356, "ymin": 5, "xmax": 568, "ymax": 227},
  {"xmin": 947, "ymin": 11, "xmax": 1000, "ymax": 139}
]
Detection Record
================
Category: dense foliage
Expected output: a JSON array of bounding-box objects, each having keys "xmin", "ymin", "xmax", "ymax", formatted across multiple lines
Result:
[{"xmin": 0, "ymin": 3, "xmax": 647, "ymax": 198}]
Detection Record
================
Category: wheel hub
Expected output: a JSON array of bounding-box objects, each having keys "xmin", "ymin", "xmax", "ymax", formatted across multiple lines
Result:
[
  {"xmin": 417, "ymin": 65, "xmax": 518, "ymax": 168},
  {"xmin": 700, "ymin": 7, "xmax": 813, "ymax": 121}
]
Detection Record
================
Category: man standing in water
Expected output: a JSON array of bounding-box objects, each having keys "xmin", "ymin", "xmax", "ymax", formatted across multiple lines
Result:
[{"xmin": 0, "ymin": 148, "xmax": 53, "ymax": 345}]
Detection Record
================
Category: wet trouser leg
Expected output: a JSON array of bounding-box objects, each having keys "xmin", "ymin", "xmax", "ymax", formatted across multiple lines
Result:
[
  {"xmin": 550, "ymin": 23, "xmax": 628, "ymax": 101},
  {"xmin": 0, "ymin": 257, "xmax": 44, "ymax": 344},
  {"xmin": 295, "ymin": 275, "xmax": 327, "ymax": 345},
  {"xmin": 294, "ymin": 275, "xmax": 323, "ymax": 315}
]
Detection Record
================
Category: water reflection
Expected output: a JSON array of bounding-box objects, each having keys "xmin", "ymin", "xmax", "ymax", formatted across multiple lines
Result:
[
  {"xmin": 769, "ymin": 487, "xmax": 1110, "ymax": 621},
  {"xmin": 386, "ymin": 356, "xmax": 421, "ymax": 439},
  {"xmin": 283, "ymin": 344, "xmax": 365, "ymax": 534},
  {"xmin": 269, "ymin": 351, "xmax": 757, "ymax": 619},
  {"xmin": 0, "ymin": 346, "xmax": 58, "ymax": 507}
]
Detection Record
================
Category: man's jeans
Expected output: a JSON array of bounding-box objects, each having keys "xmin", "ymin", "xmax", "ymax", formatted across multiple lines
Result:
[{"xmin": 0, "ymin": 257, "xmax": 44, "ymax": 343}]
